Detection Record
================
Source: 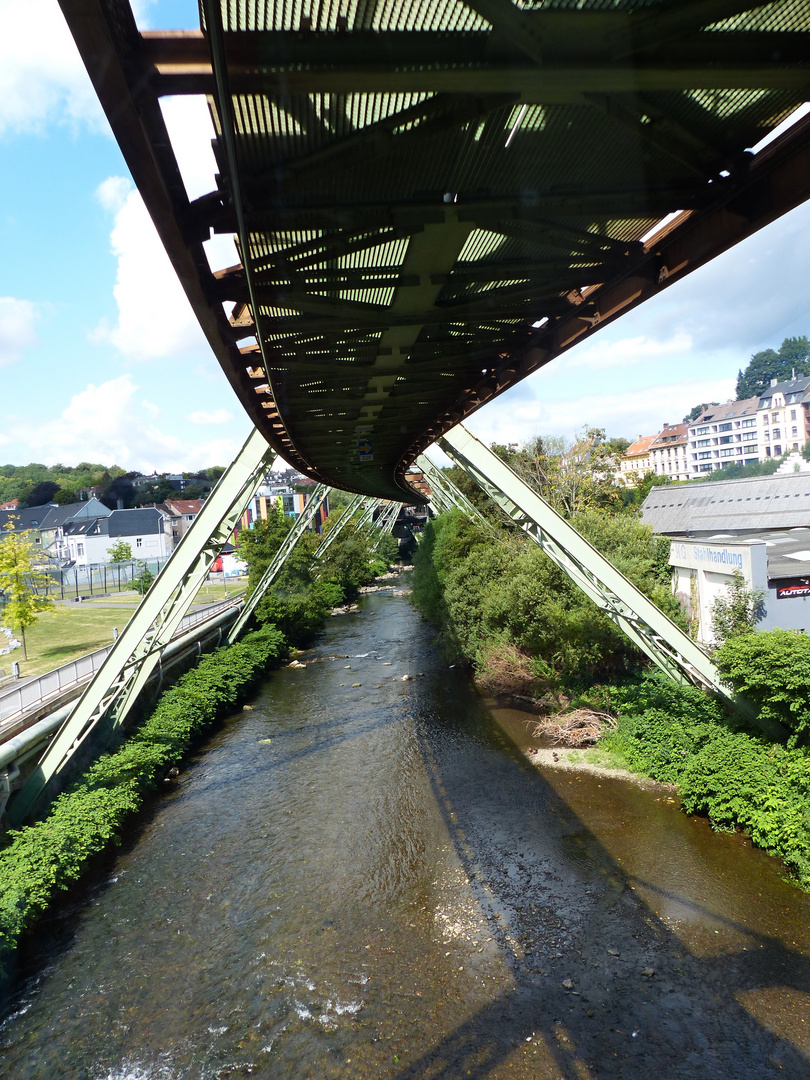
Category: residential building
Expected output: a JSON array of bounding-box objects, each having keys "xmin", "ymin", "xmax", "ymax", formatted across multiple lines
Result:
[
  {"xmin": 648, "ymin": 422, "xmax": 690, "ymax": 482},
  {"xmin": 686, "ymin": 397, "xmax": 760, "ymax": 475},
  {"xmin": 618, "ymin": 434, "xmax": 657, "ymax": 486},
  {"xmin": 158, "ymin": 498, "xmax": 205, "ymax": 548},
  {"xmin": 756, "ymin": 373, "xmax": 810, "ymax": 459},
  {"xmin": 60, "ymin": 508, "xmax": 172, "ymax": 565}
]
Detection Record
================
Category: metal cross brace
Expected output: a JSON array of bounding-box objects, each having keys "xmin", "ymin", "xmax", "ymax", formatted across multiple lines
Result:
[
  {"xmin": 370, "ymin": 501, "xmax": 401, "ymax": 550},
  {"xmin": 415, "ymin": 454, "xmax": 487, "ymax": 523},
  {"xmin": 439, "ymin": 425, "xmax": 778, "ymax": 735},
  {"xmin": 313, "ymin": 494, "xmax": 369, "ymax": 558},
  {"xmin": 11, "ymin": 428, "xmax": 278, "ymax": 824},
  {"xmin": 227, "ymin": 483, "xmax": 331, "ymax": 644}
]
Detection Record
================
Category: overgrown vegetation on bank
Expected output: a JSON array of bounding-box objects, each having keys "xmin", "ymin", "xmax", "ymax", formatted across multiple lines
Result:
[{"xmin": 412, "ymin": 506, "xmax": 810, "ymax": 889}]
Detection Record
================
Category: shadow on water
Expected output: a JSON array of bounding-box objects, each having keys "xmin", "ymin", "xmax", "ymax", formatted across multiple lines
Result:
[{"xmin": 392, "ymin": 667, "xmax": 810, "ymax": 1080}]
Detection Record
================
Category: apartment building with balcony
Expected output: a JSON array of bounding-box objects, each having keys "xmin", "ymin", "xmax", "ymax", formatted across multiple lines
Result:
[
  {"xmin": 687, "ymin": 397, "xmax": 760, "ymax": 475},
  {"xmin": 648, "ymin": 422, "xmax": 690, "ymax": 482},
  {"xmin": 756, "ymin": 373, "xmax": 810, "ymax": 459}
]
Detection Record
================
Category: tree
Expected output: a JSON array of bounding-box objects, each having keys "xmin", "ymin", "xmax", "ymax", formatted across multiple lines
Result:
[
  {"xmin": 736, "ymin": 335, "xmax": 810, "ymax": 399},
  {"xmin": 53, "ymin": 486, "xmax": 81, "ymax": 505},
  {"xmin": 508, "ymin": 427, "xmax": 623, "ymax": 517},
  {"xmin": 22, "ymin": 480, "xmax": 60, "ymax": 508},
  {"xmin": 108, "ymin": 539, "xmax": 133, "ymax": 562},
  {"xmin": 132, "ymin": 561, "xmax": 155, "ymax": 595},
  {"xmin": 0, "ymin": 522, "xmax": 56, "ymax": 659},
  {"xmin": 710, "ymin": 569, "xmax": 765, "ymax": 644}
]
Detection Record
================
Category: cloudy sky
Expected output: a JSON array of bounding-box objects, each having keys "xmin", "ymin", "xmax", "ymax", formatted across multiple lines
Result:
[{"xmin": 2, "ymin": 0, "xmax": 810, "ymax": 475}]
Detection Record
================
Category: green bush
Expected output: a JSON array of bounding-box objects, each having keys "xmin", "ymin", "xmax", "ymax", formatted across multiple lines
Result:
[{"xmin": 0, "ymin": 624, "xmax": 286, "ymax": 965}]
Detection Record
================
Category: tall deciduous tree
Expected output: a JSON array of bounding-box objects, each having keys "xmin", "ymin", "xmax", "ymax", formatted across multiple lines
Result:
[
  {"xmin": 508, "ymin": 427, "xmax": 623, "ymax": 517},
  {"xmin": 736, "ymin": 336, "xmax": 810, "ymax": 399},
  {"xmin": 0, "ymin": 522, "xmax": 56, "ymax": 659}
]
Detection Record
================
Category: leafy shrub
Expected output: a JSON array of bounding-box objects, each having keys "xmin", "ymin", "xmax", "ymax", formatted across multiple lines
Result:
[{"xmin": 714, "ymin": 629, "xmax": 810, "ymax": 745}]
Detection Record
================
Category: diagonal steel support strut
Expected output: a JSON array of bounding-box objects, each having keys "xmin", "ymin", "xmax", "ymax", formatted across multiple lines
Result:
[
  {"xmin": 227, "ymin": 483, "xmax": 331, "ymax": 644},
  {"xmin": 10, "ymin": 428, "xmax": 278, "ymax": 824},
  {"xmin": 416, "ymin": 453, "xmax": 487, "ymax": 523},
  {"xmin": 438, "ymin": 424, "xmax": 781, "ymax": 736}
]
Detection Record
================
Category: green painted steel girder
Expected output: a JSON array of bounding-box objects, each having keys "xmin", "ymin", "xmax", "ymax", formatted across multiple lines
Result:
[
  {"xmin": 10, "ymin": 428, "xmax": 278, "ymax": 824},
  {"xmin": 227, "ymin": 483, "xmax": 331, "ymax": 644},
  {"xmin": 415, "ymin": 454, "xmax": 487, "ymax": 524},
  {"xmin": 438, "ymin": 424, "xmax": 785, "ymax": 739}
]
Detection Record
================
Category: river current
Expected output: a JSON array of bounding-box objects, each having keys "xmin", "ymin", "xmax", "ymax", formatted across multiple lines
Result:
[{"xmin": 2, "ymin": 585, "xmax": 810, "ymax": 1078}]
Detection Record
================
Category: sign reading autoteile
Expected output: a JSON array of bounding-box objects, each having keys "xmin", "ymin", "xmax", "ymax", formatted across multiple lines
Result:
[{"xmin": 668, "ymin": 538, "xmax": 810, "ymax": 645}]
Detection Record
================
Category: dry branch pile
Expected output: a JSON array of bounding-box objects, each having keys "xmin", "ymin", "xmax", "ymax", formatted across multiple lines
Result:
[{"xmin": 533, "ymin": 708, "xmax": 616, "ymax": 747}]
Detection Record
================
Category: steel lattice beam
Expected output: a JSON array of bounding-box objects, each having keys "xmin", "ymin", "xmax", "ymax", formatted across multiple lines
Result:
[
  {"xmin": 227, "ymin": 484, "xmax": 331, "ymax": 644},
  {"xmin": 313, "ymin": 494, "xmax": 368, "ymax": 558},
  {"xmin": 10, "ymin": 428, "xmax": 278, "ymax": 824},
  {"xmin": 416, "ymin": 454, "xmax": 488, "ymax": 524},
  {"xmin": 438, "ymin": 424, "xmax": 784, "ymax": 738}
]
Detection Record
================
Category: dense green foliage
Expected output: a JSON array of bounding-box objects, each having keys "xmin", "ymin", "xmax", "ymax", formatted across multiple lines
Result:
[
  {"xmin": 413, "ymin": 507, "xmax": 677, "ymax": 687},
  {"xmin": 736, "ymin": 335, "xmax": 810, "ymax": 399},
  {"xmin": 0, "ymin": 522, "xmax": 57, "ymax": 658},
  {"xmin": 601, "ymin": 671, "xmax": 810, "ymax": 887},
  {"xmin": 0, "ymin": 625, "xmax": 287, "ymax": 966}
]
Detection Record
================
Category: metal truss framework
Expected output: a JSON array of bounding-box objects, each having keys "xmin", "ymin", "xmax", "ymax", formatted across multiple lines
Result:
[
  {"xmin": 371, "ymin": 501, "xmax": 402, "ymax": 550},
  {"xmin": 58, "ymin": 1, "xmax": 810, "ymax": 505},
  {"xmin": 11, "ymin": 429, "xmax": 278, "ymax": 824},
  {"xmin": 227, "ymin": 483, "xmax": 331, "ymax": 644},
  {"xmin": 415, "ymin": 454, "xmax": 487, "ymax": 523},
  {"xmin": 439, "ymin": 424, "xmax": 783, "ymax": 738},
  {"xmin": 313, "ymin": 494, "xmax": 368, "ymax": 558}
]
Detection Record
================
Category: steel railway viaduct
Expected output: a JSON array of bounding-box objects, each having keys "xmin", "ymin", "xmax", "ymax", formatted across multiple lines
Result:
[{"xmin": 7, "ymin": 0, "xmax": 810, "ymax": 821}]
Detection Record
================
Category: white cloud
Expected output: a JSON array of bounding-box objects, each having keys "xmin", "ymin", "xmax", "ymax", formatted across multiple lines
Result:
[
  {"xmin": 0, "ymin": 0, "xmax": 104, "ymax": 134},
  {"xmin": 1, "ymin": 375, "xmax": 249, "ymax": 471},
  {"xmin": 0, "ymin": 297, "xmax": 38, "ymax": 367},
  {"xmin": 160, "ymin": 96, "xmax": 219, "ymax": 203},
  {"xmin": 92, "ymin": 177, "xmax": 210, "ymax": 361},
  {"xmin": 186, "ymin": 409, "xmax": 235, "ymax": 425},
  {"xmin": 564, "ymin": 332, "xmax": 693, "ymax": 371},
  {"xmin": 465, "ymin": 375, "xmax": 737, "ymax": 448}
]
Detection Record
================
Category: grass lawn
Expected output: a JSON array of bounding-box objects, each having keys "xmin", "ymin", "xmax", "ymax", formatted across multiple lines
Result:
[
  {"xmin": 8, "ymin": 608, "xmax": 134, "ymax": 678},
  {"xmin": 3, "ymin": 580, "xmax": 248, "ymax": 679}
]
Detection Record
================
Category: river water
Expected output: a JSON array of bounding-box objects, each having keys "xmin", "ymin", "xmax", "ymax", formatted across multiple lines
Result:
[{"xmin": 2, "ymin": 585, "xmax": 810, "ymax": 1079}]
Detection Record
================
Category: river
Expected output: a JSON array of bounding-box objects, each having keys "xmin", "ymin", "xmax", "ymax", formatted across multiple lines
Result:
[{"xmin": 2, "ymin": 584, "xmax": 810, "ymax": 1078}]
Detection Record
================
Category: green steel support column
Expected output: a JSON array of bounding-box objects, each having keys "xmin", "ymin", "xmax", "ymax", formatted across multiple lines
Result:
[
  {"xmin": 227, "ymin": 484, "xmax": 330, "ymax": 644},
  {"xmin": 313, "ymin": 494, "xmax": 368, "ymax": 558},
  {"xmin": 439, "ymin": 425, "xmax": 780, "ymax": 735},
  {"xmin": 370, "ymin": 501, "xmax": 401, "ymax": 550},
  {"xmin": 415, "ymin": 454, "xmax": 487, "ymax": 523},
  {"xmin": 11, "ymin": 428, "xmax": 277, "ymax": 824}
]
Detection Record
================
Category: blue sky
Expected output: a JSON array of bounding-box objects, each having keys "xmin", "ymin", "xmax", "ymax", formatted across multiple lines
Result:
[{"xmin": 2, "ymin": 0, "xmax": 810, "ymax": 474}]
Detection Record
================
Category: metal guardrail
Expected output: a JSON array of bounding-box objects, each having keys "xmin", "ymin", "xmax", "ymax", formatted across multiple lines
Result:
[{"xmin": 0, "ymin": 596, "xmax": 243, "ymax": 732}]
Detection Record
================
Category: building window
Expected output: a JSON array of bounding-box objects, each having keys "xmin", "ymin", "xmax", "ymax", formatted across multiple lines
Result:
[
  {"xmin": 792, "ymin": 426, "xmax": 799, "ymax": 436},
  {"xmin": 772, "ymin": 412, "xmax": 780, "ymax": 422},
  {"xmin": 719, "ymin": 435, "xmax": 734, "ymax": 444},
  {"xmin": 742, "ymin": 445, "xmax": 757, "ymax": 455},
  {"xmin": 694, "ymin": 425, "xmax": 710, "ymax": 435},
  {"xmin": 718, "ymin": 422, "xmax": 733, "ymax": 431},
  {"xmin": 741, "ymin": 418, "xmax": 756, "ymax": 428},
  {"xmin": 791, "ymin": 409, "xmax": 797, "ymax": 420},
  {"xmin": 77, "ymin": 543, "xmax": 84, "ymax": 556},
  {"xmin": 773, "ymin": 428, "xmax": 781, "ymax": 439},
  {"xmin": 719, "ymin": 448, "xmax": 734, "ymax": 457},
  {"xmin": 699, "ymin": 463, "xmax": 712, "ymax": 472},
  {"xmin": 697, "ymin": 439, "xmax": 710, "ymax": 447},
  {"xmin": 136, "ymin": 538, "xmax": 143, "ymax": 548},
  {"xmin": 774, "ymin": 445, "xmax": 782, "ymax": 455}
]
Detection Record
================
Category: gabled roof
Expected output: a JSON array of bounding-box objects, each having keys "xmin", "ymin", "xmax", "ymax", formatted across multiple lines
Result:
[
  {"xmin": 758, "ymin": 375, "xmax": 810, "ymax": 409},
  {"xmin": 650, "ymin": 423, "xmax": 689, "ymax": 449},
  {"xmin": 691, "ymin": 398, "xmax": 759, "ymax": 425},
  {"xmin": 107, "ymin": 508, "xmax": 167, "ymax": 537},
  {"xmin": 38, "ymin": 498, "xmax": 111, "ymax": 530},
  {"xmin": 0, "ymin": 504, "xmax": 58, "ymax": 533},
  {"xmin": 164, "ymin": 499, "xmax": 204, "ymax": 515},
  {"xmin": 623, "ymin": 434, "xmax": 657, "ymax": 460}
]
